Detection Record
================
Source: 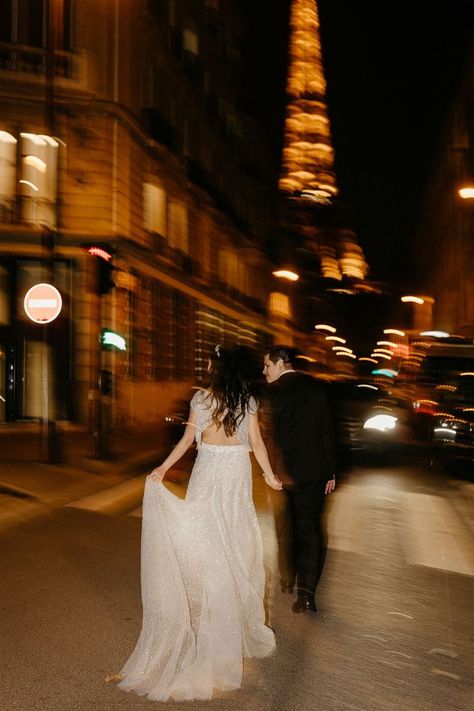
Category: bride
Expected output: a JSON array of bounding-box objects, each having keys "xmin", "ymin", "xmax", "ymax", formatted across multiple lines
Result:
[{"xmin": 117, "ymin": 344, "xmax": 282, "ymax": 702}]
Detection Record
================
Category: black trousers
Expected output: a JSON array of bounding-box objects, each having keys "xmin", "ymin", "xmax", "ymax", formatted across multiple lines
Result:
[{"xmin": 275, "ymin": 479, "xmax": 328, "ymax": 597}]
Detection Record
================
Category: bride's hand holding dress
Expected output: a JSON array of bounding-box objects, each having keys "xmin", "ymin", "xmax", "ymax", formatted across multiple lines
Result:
[
  {"xmin": 148, "ymin": 465, "xmax": 167, "ymax": 483},
  {"xmin": 148, "ymin": 410, "xmax": 197, "ymax": 484}
]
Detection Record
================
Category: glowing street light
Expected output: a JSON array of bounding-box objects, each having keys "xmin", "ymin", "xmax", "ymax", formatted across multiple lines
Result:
[
  {"xmin": 383, "ymin": 329, "xmax": 405, "ymax": 337},
  {"xmin": 315, "ymin": 324, "xmax": 336, "ymax": 333},
  {"xmin": 401, "ymin": 295, "xmax": 425, "ymax": 304},
  {"xmin": 272, "ymin": 270, "xmax": 299, "ymax": 281},
  {"xmin": 458, "ymin": 186, "xmax": 474, "ymax": 199},
  {"xmin": 325, "ymin": 336, "xmax": 346, "ymax": 343},
  {"xmin": 376, "ymin": 340, "xmax": 397, "ymax": 348}
]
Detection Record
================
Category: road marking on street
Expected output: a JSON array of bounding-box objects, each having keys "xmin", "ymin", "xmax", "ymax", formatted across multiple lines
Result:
[
  {"xmin": 400, "ymin": 492, "xmax": 474, "ymax": 576},
  {"xmin": 66, "ymin": 477, "xmax": 145, "ymax": 515},
  {"xmin": 431, "ymin": 669, "xmax": 460, "ymax": 680},
  {"xmin": 428, "ymin": 648, "xmax": 458, "ymax": 658}
]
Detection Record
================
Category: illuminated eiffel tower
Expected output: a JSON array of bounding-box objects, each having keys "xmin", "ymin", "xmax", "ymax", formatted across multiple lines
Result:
[{"xmin": 279, "ymin": 0, "xmax": 370, "ymax": 288}]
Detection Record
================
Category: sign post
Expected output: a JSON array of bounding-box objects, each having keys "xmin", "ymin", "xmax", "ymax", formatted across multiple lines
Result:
[{"xmin": 24, "ymin": 283, "xmax": 62, "ymax": 462}]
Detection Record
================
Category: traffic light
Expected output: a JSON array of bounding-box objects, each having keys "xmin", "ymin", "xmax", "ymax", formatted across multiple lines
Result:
[
  {"xmin": 82, "ymin": 243, "xmax": 115, "ymax": 295},
  {"xmin": 98, "ymin": 259, "xmax": 115, "ymax": 295},
  {"xmin": 99, "ymin": 369, "xmax": 113, "ymax": 396}
]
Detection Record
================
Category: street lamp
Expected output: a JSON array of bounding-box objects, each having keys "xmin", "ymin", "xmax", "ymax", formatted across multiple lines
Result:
[
  {"xmin": 401, "ymin": 295, "xmax": 425, "ymax": 304},
  {"xmin": 384, "ymin": 328, "xmax": 405, "ymax": 337},
  {"xmin": 272, "ymin": 269, "xmax": 299, "ymax": 281},
  {"xmin": 314, "ymin": 323, "xmax": 336, "ymax": 333},
  {"xmin": 458, "ymin": 185, "xmax": 474, "ymax": 199}
]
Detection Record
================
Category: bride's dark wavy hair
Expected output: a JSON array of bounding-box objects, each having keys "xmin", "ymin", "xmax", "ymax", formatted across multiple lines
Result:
[{"xmin": 204, "ymin": 345, "xmax": 256, "ymax": 436}]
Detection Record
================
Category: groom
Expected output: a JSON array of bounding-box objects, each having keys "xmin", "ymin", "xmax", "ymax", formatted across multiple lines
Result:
[{"xmin": 263, "ymin": 345, "xmax": 336, "ymax": 615}]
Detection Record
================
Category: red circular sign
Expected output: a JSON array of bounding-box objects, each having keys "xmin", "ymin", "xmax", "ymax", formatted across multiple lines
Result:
[{"xmin": 24, "ymin": 283, "xmax": 62, "ymax": 324}]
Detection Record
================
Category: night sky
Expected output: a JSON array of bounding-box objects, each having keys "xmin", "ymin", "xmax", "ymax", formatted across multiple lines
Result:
[{"xmin": 249, "ymin": 0, "xmax": 473, "ymax": 287}]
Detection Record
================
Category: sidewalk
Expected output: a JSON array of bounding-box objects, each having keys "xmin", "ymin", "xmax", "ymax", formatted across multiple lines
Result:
[{"xmin": 0, "ymin": 425, "xmax": 193, "ymax": 531}]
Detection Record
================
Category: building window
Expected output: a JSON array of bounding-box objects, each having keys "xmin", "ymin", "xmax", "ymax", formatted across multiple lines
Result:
[
  {"xmin": 0, "ymin": 0, "xmax": 73, "ymax": 50},
  {"xmin": 168, "ymin": 0, "xmax": 175, "ymax": 27},
  {"xmin": 154, "ymin": 284, "xmax": 194, "ymax": 381},
  {"xmin": 17, "ymin": 0, "xmax": 45, "ymax": 47},
  {"xmin": 133, "ymin": 278, "xmax": 154, "ymax": 380},
  {"xmin": 269, "ymin": 292, "xmax": 290, "ymax": 318},
  {"xmin": 0, "ymin": 131, "xmax": 17, "ymax": 220},
  {"xmin": 0, "ymin": 0, "xmax": 13, "ymax": 43},
  {"xmin": 175, "ymin": 292, "xmax": 194, "ymax": 380},
  {"xmin": 146, "ymin": 0, "xmax": 167, "ymax": 24},
  {"xmin": 143, "ymin": 183, "xmax": 167, "ymax": 236},
  {"xmin": 168, "ymin": 201, "xmax": 188, "ymax": 253},
  {"xmin": 218, "ymin": 248, "xmax": 239, "ymax": 288},
  {"xmin": 182, "ymin": 27, "xmax": 199, "ymax": 55},
  {"xmin": 19, "ymin": 132, "xmax": 59, "ymax": 228}
]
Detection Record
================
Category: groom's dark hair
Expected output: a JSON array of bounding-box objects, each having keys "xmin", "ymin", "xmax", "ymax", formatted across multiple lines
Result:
[{"xmin": 267, "ymin": 345, "xmax": 299, "ymax": 367}]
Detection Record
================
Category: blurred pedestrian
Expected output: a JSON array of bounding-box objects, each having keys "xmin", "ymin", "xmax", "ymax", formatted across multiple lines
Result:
[
  {"xmin": 263, "ymin": 345, "xmax": 336, "ymax": 615},
  {"xmin": 115, "ymin": 344, "xmax": 282, "ymax": 702}
]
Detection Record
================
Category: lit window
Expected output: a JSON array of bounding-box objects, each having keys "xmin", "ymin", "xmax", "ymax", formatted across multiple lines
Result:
[
  {"xmin": 183, "ymin": 28, "xmax": 199, "ymax": 55},
  {"xmin": 19, "ymin": 133, "xmax": 59, "ymax": 228},
  {"xmin": 218, "ymin": 248, "xmax": 240, "ymax": 288},
  {"xmin": 143, "ymin": 183, "xmax": 167, "ymax": 236},
  {"xmin": 0, "ymin": 132, "xmax": 17, "ymax": 215},
  {"xmin": 168, "ymin": 201, "xmax": 188, "ymax": 253},
  {"xmin": 269, "ymin": 292, "xmax": 290, "ymax": 317}
]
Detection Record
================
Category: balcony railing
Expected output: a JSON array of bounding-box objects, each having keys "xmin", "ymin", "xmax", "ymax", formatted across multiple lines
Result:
[{"xmin": 0, "ymin": 42, "xmax": 85, "ymax": 84}]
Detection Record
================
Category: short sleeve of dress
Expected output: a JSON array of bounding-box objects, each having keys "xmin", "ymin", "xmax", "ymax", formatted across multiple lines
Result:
[
  {"xmin": 190, "ymin": 389, "xmax": 205, "ymax": 410},
  {"xmin": 248, "ymin": 396, "xmax": 258, "ymax": 415}
]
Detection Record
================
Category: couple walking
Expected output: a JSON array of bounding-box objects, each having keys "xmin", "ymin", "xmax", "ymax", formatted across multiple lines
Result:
[{"xmin": 116, "ymin": 344, "xmax": 336, "ymax": 702}]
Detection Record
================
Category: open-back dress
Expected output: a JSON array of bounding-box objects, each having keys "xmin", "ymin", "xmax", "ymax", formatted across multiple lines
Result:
[{"xmin": 117, "ymin": 389, "xmax": 275, "ymax": 702}]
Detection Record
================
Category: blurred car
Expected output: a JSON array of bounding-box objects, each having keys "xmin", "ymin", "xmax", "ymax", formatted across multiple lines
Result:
[
  {"xmin": 428, "ymin": 375, "xmax": 474, "ymax": 473},
  {"xmin": 329, "ymin": 381, "xmax": 416, "ymax": 466}
]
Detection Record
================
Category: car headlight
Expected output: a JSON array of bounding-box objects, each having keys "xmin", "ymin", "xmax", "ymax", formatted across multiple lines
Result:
[
  {"xmin": 433, "ymin": 425, "xmax": 456, "ymax": 440},
  {"xmin": 363, "ymin": 414, "xmax": 398, "ymax": 432}
]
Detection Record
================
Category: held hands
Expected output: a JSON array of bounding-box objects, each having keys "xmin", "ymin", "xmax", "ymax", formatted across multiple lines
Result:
[
  {"xmin": 148, "ymin": 465, "xmax": 167, "ymax": 483},
  {"xmin": 263, "ymin": 471, "xmax": 283, "ymax": 491}
]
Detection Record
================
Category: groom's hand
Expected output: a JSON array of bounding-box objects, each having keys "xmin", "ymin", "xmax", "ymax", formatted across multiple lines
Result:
[{"xmin": 325, "ymin": 477, "xmax": 336, "ymax": 495}]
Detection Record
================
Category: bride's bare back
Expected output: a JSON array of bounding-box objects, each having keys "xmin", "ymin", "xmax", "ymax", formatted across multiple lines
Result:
[{"xmin": 201, "ymin": 420, "xmax": 242, "ymax": 446}]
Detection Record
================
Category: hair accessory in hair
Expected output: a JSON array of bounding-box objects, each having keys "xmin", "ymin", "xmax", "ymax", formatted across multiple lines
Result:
[{"xmin": 214, "ymin": 344, "xmax": 221, "ymax": 357}]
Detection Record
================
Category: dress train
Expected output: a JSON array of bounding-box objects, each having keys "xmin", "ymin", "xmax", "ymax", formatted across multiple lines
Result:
[{"xmin": 118, "ymin": 443, "xmax": 275, "ymax": 702}]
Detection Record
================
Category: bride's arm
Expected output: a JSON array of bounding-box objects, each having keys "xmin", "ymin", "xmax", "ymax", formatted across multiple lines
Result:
[
  {"xmin": 148, "ymin": 409, "xmax": 197, "ymax": 482},
  {"xmin": 248, "ymin": 413, "xmax": 283, "ymax": 490}
]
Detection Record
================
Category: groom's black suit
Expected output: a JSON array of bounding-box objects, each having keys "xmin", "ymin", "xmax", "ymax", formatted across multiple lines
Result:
[{"xmin": 266, "ymin": 371, "xmax": 336, "ymax": 598}]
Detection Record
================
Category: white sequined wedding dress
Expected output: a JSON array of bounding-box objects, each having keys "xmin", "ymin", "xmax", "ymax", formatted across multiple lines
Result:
[{"xmin": 118, "ymin": 390, "xmax": 275, "ymax": 702}]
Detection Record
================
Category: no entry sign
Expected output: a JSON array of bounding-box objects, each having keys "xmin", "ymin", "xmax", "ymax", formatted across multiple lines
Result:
[{"xmin": 24, "ymin": 283, "xmax": 62, "ymax": 324}]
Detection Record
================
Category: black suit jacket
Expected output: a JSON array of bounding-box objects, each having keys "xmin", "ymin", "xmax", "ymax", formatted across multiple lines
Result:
[{"xmin": 266, "ymin": 371, "xmax": 336, "ymax": 485}]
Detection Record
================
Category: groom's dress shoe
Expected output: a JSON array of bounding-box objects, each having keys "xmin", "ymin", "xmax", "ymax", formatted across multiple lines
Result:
[{"xmin": 291, "ymin": 595, "xmax": 317, "ymax": 614}]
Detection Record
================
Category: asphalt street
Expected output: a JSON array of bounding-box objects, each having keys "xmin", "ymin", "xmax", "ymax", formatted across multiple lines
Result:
[{"xmin": 1, "ymin": 463, "xmax": 473, "ymax": 711}]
